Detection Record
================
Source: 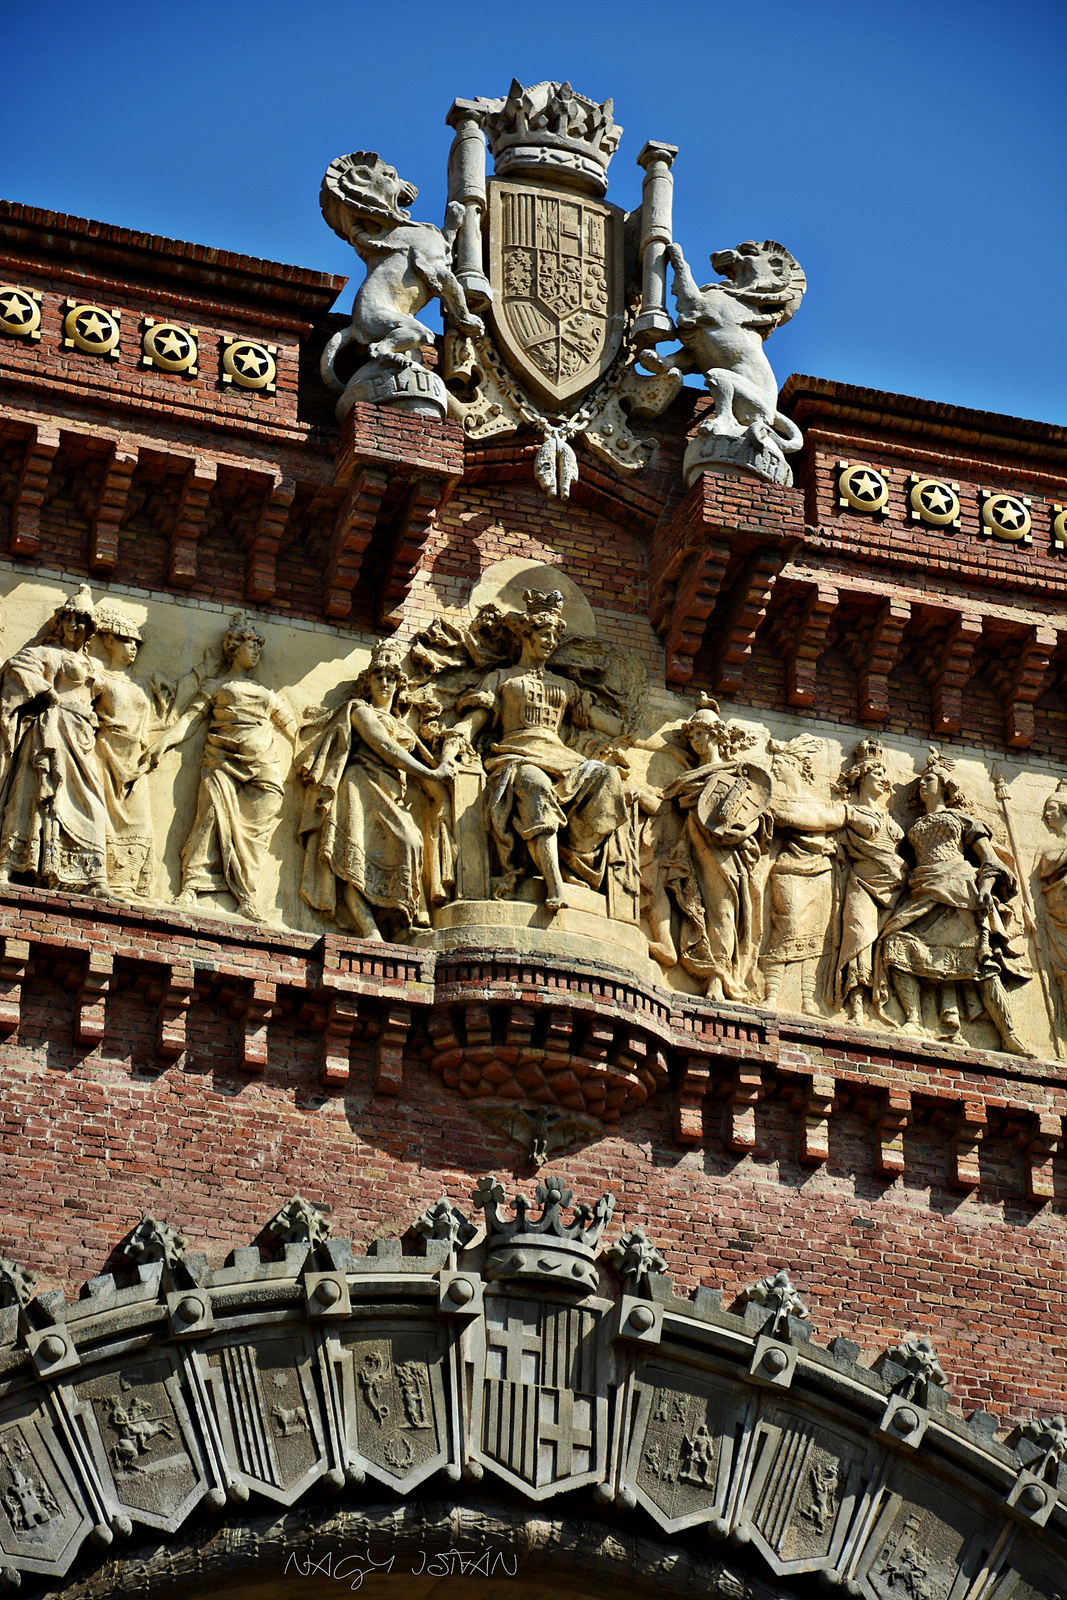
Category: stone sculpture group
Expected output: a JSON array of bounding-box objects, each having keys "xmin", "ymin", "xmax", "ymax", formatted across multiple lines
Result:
[
  {"xmin": 318, "ymin": 79, "xmax": 807, "ymax": 492},
  {"xmin": 0, "ymin": 580, "xmax": 1064, "ymax": 1062}
]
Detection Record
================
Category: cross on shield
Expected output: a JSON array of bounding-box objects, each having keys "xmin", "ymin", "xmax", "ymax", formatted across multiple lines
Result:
[{"xmin": 471, "ymin": 1294, "xmax": 608, "ymax": 1498}]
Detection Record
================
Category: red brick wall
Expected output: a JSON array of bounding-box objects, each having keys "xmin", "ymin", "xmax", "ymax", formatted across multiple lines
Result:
[{"xmin": 1, "ymin": 971, "xmax": 1062, "ymax": 1424}]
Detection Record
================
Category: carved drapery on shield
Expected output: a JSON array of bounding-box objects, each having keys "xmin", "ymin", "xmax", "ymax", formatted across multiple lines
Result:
[{"xmin": 488, "ymin": 180, "xmax": 626, "ymax": 409}]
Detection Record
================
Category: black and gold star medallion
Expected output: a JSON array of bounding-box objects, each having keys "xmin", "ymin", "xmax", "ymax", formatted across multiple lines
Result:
[
  {"xmin": 220, "ymin": 336, "xmax": 277, "ymax": 393},
  {"xmin": 838, "ymin": 463, "xmax": 889, "ymax": 513},
  {"xmin": 1053, "ymin": 505, "xmax": 1067, "ymax": 552},
  {"xmin": 142, "ymin": 318, "xmax": 198, "ymax": 375},
  {"xmin": 981, "ymin": 491, "xmax": 1031, "ymax": 543},
  {"xmin": 63, "ymin": 301, "xmax": 121, "ymax": 357},
  {"xmin": 0, "ymin": 286, "xmax": 42, "ymax": 340},
  {"xmin": 909, "ymin": 477, "xmax": 961, "ymax": 528}
]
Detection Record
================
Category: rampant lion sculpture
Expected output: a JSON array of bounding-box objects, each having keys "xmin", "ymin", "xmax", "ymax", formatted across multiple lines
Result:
[
  {"xmin": 651, "ymin": 238, "xmax": 806, "ymax": 486},
  {"xmin": 319, "ymin": 151, "xmax": 485, "ymax": 419}
]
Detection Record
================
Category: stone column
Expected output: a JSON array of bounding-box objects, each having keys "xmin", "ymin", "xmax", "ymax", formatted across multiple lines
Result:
[
  {"xmin": 633, "ymin": 140, "xmax": 678, "ymax": 346},
  {"xmin": 446, "ymin": 99, "xmax": 492, "ymax": 309}
]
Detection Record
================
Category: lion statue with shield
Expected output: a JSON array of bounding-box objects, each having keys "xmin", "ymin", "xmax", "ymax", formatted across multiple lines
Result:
[
  {"xmin": 319, "ymin": 151, "xmax": 485, "ymax": 419},
  {"xmin": 647, "ymin": 237, "xmax": 806, "ymax": 486}
]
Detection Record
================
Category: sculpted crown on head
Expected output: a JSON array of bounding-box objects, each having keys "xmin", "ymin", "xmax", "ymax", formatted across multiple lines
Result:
[{"xmin": 319, "ymin": 78, "xmax": 806, "ymax": 491}]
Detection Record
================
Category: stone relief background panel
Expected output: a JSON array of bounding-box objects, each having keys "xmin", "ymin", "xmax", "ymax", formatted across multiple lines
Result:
[
  {"xmin": 0, "ymin": 570, "xmax": 386, "ymax": 937},
  {"xmin": 1, "ymin": 565, "xmax": 1066, "ymax": 1062}
]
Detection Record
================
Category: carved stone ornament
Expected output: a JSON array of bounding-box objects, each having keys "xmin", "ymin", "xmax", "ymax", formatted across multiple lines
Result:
[
  {"xmin": 0, "ymin": 1194, "xmax": 1060, "ymax": 1593},
  {"xmin": 657, "ymin": 239, "xmax": 806, "ymax": 487},
  {"xmin": 319, "ymin": 151, "xmax": 485, "ymax": 422},
  {"xmin": 3, "ymin": 567, "xmax": 1067, "ymax": 1149},
  {"xmin": 321, "ymin": 80, "xmax": 697, "ymax": 497}
]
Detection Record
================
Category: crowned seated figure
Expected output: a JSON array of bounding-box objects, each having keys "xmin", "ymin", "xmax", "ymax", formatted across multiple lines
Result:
[{"xmin": 441, "ymin": 590, "xmax": 629, "ymax": 912}]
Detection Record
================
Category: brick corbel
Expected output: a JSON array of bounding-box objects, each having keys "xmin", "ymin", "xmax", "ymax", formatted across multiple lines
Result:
[
  {"xmin": 719, "ymin": 1064, "xmax": 765, "ymax": 1152},
  {"xmin": 766, "ymin": 581, "xmax": 839, "ymax": 707},
  {"xmin": 377, "ymin": 473, "xmax": 457, "ymax": 627},
  {"xmin": 840, "ymin": 598, "xmax": 911, "ymax": 723},
  {"xmin": 788, "ymin": 1073, "xmax": 836, "ymax": 1165},
  {"xmin": 228, "ymin": 979, "xmax": 278, "ymax": 1072},
  {"xmin": 861, "ymin": 1088, "xmax": 912, "ymax": 1177},
  {"xmin": 0, "ymin": 936, "xmax": 30, "ymax": 1034},
  {"xmin": 365, "ymin": 1001, "xmax": 411, "ymax": 1094},
  {"xmin": 148, "ymin": 962, "xmax": 196, "ymax": 1061},
  {"xmin": 655, "ymin": 538, "xmax": 732, "ymax": 688},
  {"xmin": 325, "ymin": 403, "xmax": 465, "ymax": 624},
  {"xmin": 1018, "ymin": 1112, "xmax": 1062, "ymax": 1202},
  {"xmin": 156, "ymin": 456, "xmax": 218, "ymax": 587},
  {"xmin": 71, "ymin": 951, "xmax": 113, "ymax": 1049},
  {"xmin": 10, "ymin": 424, "xmax": 61, "ymax": 556},
  {"xmin": 323, "ymin": 465, "xmax": 389, "ymax": 620},
  {"xmin": 984, "ymin": 625, "xmax": 1058, "ymax": 749},
  {"xmin": 915, "ymin": 610, "xmax": 983, "ymax": 736},
  {"xmin": 712, "ymin": 549, "xmax": 789, "ymax": 695},
  {"xmin": 242, "ymin": 474, "xmax": 295, "ymax": 605},
  {"xmin": 86, "ymin": 443, "xmax": 139, "ymax": 573},
  {"xmin": 946, "ymin": 1099, "xmax": 987, "ymax": 1191},
  {"xmin": 648, "ymin": 472, "xmax": 805, "ymax": 690},
  {"xmin": 674, "ymin": 1058, "xmax": 711, "ymax": 1144},
  {"xmin": 318, "ymin": 980, "xmax": 362, "ymax": 1086}
]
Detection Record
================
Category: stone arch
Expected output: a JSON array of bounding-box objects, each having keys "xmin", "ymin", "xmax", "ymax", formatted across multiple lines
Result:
[{"xmin": 1, "ymin": 1195, "xmax": 1062, "ymax": 1597}]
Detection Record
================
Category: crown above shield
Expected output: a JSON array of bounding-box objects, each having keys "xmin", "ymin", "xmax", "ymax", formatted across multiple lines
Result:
[
  {"xmin": 472, "ymin": 1175, "xmax": 615, "ymax": 1289},
  {"xmin": 479, "ymin": 79, "xmax": 622, "ymax": 195}
]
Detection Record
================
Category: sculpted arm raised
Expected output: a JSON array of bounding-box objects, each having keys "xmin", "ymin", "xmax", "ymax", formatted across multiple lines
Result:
[{"xmin": 319, "ymin": 152, "xmax": 483, "ymax": 418}]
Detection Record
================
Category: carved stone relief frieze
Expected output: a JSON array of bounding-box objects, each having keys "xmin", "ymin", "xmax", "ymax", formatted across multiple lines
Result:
[{"xmin": 1, "ymin": 568, "xmax": 1067, "ymax": 1064}]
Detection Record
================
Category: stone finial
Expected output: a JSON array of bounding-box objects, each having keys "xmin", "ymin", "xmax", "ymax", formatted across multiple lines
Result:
[
  {"xmin": 1018, "ymin": 1414, "xmax": 1067, "ymax": 1475},
  {"xmin": 740, "ymin": 1268, "xmax": 809, "ymax": 1334},
  {"xmin": 885, "ymin": 1334, "xmax": 949, "ymax": 1397},
  {"xmin": 606, "ymin": 1226, "xmax": 668, "ymax": 1288},
  {"xmin": 412, "ymin": 1196, "xmax": 476, "ymax": 1251},
  {"xmin": 268, "ymin": 1196, "xmax": 332, "ymax": 1248},
  {"xmin": 123, "ymin": 1216, "xmax": 188, "ymax": 1269},
  {"xmin": 0, "ymin": 1256, "xmax": 37, "ymax": 1309}
]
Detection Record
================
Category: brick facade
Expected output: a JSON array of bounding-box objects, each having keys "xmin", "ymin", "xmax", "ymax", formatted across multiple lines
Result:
[{"xmin": 0, "ymin": 199, "xmax": 1065, "ymax": 1448}]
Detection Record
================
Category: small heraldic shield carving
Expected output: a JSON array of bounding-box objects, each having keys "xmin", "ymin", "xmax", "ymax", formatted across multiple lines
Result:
[
  {"xmin": 471, "ymin": 1292, "xmax": 609, "ymax": 1497},
  {"xmin": 488, "ymin": 180, "xmax": 626, "ymax": 409}
]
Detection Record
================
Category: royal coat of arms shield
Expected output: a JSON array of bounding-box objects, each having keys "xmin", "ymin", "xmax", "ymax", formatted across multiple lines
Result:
[{"xmin": 487, "ymin": 179, "xmax": 626, "ymax": 410}]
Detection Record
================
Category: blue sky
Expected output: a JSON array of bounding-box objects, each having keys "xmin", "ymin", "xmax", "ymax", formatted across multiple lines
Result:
[{"xmin": 2, "ymin": 0, "xmax": 1065, "ymax": 424}]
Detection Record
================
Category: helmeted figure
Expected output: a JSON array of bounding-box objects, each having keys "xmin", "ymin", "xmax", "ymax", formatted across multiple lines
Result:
[
  {"xmin": 444, "ymin": 590, "xmax": 629, "ymax": 912},
  {"xmin": 0, "ymin": 584, "xmax": 109, "ymax": 895},
  {"xmin": 875, "ymin": 749, "xmax": 1030, "ymax": 1053}
]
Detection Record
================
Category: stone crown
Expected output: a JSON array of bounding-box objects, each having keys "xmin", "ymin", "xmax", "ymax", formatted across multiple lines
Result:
[
  {"xmin": 472, "ymin": 1176, "xmax": 616, "ymax": 1291},
  {"xmin": 477, "ymin": 79, "xmax": 621, "ymax": 193}
]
